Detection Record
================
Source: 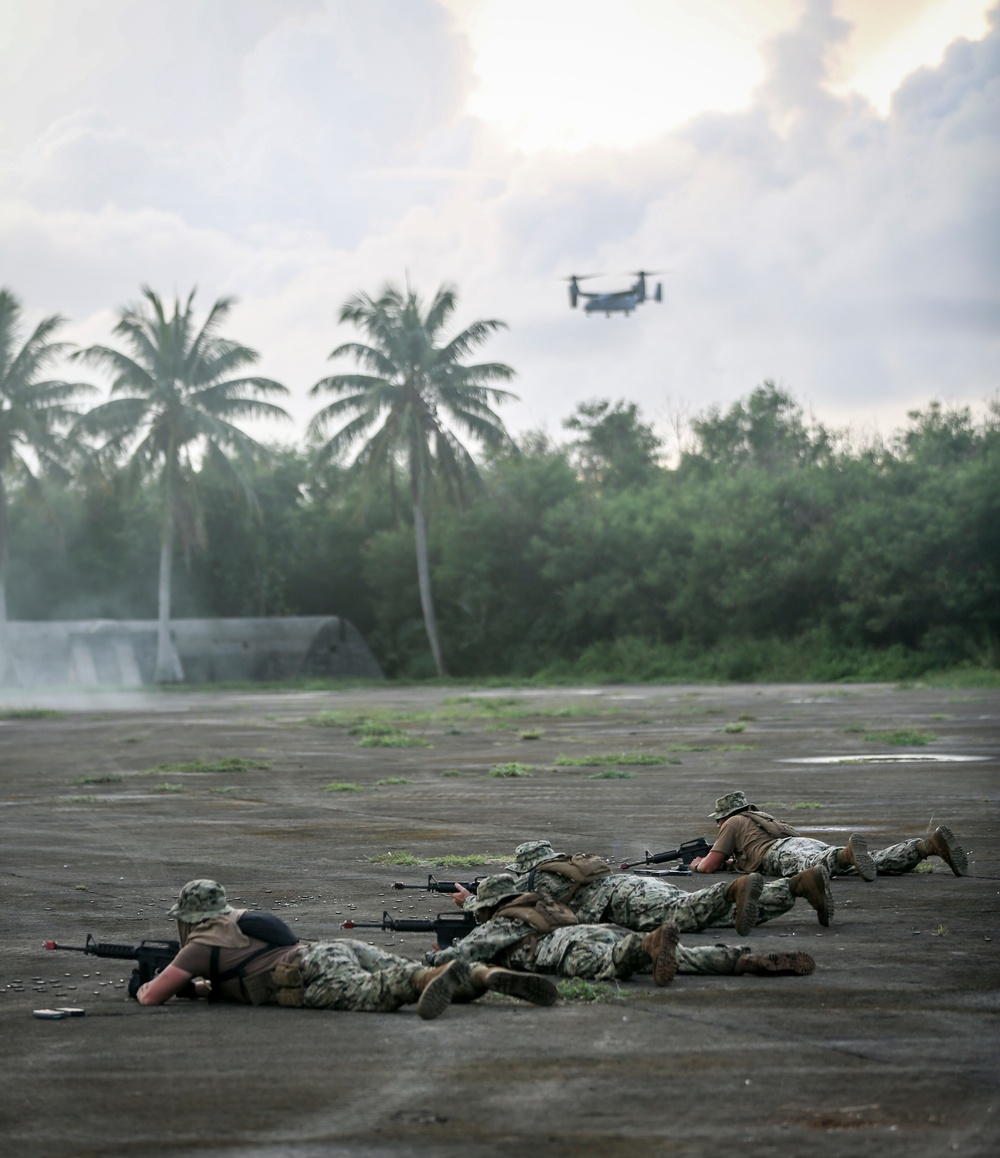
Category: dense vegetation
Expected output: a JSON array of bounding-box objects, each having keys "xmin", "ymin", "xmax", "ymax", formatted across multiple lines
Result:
[{"xmin": 8, "ymin": 378, "xmax": 998, "ymax": 683}]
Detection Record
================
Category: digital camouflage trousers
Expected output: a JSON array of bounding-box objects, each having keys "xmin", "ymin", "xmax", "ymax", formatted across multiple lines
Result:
[
  {"xmin": 760, "ymin": 836, "xmax": 924, "ymax": 878},
  {"xmin": 503, "ymin": 924, "xmax": 752, "ymax": 981},
  {"xmin": 299, "ymin": 940, "xmax": 423, "ymax": 1012},
  {"xmin": 601, "ymin": 875, "xmax": 796, "ymax": 932}
]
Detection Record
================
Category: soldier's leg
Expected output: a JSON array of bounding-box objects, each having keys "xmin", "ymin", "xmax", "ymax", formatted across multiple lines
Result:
[
  {"xmin": 609, "ymin": 877, "xmax": 759, "ymax": 935},
  {"xmin": 675, "ymin": 943, "xmax": 815, "ymax": 976},
  {"xmin": 531, "ymin": 925, "xmax": 642, "ymax": 982},
  {"xmin": 300, "ymin": 941, "xmax": 425, "ymax": 1012},
  {"xmin": 760, "ymin": 836, "xmax": 841, "ymax": 878},
  {"xmin": 874, "ymin": 828, "xmax": 967, "ymax": 876},
  {"xmin": 675, "ymin": 943, "xmax": 748, "ymax": 974}
]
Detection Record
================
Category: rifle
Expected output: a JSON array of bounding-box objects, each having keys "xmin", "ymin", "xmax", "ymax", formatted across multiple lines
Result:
[
  {"xmin": 45, "ymin": 934, "xmax": 181, "ymax": 999},
  {"xmin": 341, "ymin": 911, "xmax": 476, "ymax": 947},
  {"xmin": 619, "ymin": 837, "xmax": 712, "ymax": 873},
  {"xmin": 391, "ymin": 875, "xmax": 484, "ymax": 894}
]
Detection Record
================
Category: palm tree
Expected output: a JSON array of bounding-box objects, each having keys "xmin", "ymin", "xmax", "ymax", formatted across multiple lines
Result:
[
  {"xmin": 309, "ymin": 281, "xmax": 517, "ymax": 676},
  {"xmin": 0, "ymin": 288, "xmax": 96, "ymax": 681},
  {"xmin": 74, "ymin": 287, "xmax": 289, "ymax": 682}
]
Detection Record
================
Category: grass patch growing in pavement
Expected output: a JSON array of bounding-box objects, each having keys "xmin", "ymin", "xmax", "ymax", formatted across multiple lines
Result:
[
  {"xmin": 142, "ymin": 756, "xmax": 270, "ymax": 774},
  {"xmin": 554, "ymin": 753, "xmax": 677, "ymax": 767},
  {"xmin": 356, "ymin": 731, "xmax": 430, "ymax": 748},
  {"xmin": 427, "ymin": 853, "xmax": 507, "ymax": 868},
  {"xmin": 73, "ymin": 773, "xmax": 124, "ymax": 785},
  {"xmin": 557, "ymin": 978, "xmax": 630, "ymax": 1003},
  {"xmin": 863, "ymin": 729, "xmax": 937, "ymax": 746},
  {"xmin": 0, "ymin": 708, "xmax": 63, "ymax": 720},
  {"xmin": 489, "ymin": 762, "xmax": 534, "ymax": 777},
  {"xmin": 376, "ymin": 777, "xmax": 410, "ymax": 785},
  {"xmin": 666, "ymin": 743, "xmax": 755, "ymax": 752},
  {"xmin": 588, "ymin": 770, "xmax": 637, "ymax": 780},
  {"xmin": 369, "ymin": 850, "xmax": 420, "ymax": 866},
  {"xmin": 369, "ymin": 850, "xmax": 507, "ymax": 868},
  {"xmin": 151, "ymin": 783, "xmax": 184, "ymax": 793},
  {"xmin": 325, "ymin": 781, "xmax": 363, "ymax": 792}
]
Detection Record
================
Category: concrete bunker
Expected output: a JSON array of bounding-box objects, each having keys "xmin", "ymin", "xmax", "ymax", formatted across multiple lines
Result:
[{"xmin": 1, "ymin": 617, "xmax": 383, "ymax": 686}]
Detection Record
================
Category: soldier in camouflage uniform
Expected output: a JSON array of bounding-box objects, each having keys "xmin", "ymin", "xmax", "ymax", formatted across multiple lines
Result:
[
  {"xmin": 691, "ymin": 792, "xmax": 970, "ymax": 882},
  {"xmin": 137, "ymin": 879, "xmax": 557, "ymax": 1020},
  {"xmin": 429, "ymin": 876, "xmax": 815, "ymax": 985},
  {"xmin": 452, "ymin": 839, "xmax": 834, "ymax": 932}
]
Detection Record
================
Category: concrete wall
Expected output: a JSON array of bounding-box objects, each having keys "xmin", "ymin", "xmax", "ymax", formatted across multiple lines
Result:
[{"xmin": 1, "ymin": 617, "xmax": 383, "ymax": 686}]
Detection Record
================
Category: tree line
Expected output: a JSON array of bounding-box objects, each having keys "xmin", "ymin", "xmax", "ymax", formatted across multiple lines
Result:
[{"xmin": 2, "ymin": 283, "xmax": 998, "ymax": 683}]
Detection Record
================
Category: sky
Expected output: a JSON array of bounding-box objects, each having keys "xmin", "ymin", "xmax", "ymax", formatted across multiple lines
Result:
[{"xmin": 1, "ymin": 0, "xmax": 997, "ymax": 454}]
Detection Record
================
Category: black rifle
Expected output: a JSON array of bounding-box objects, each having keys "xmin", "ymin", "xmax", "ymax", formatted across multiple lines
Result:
[
  {"xmin": 341, "ymin": 911, "xmax": 476, "ymax": 947},
  {"xmin": 619, "ymin": 837, "xmax": 712, "ymax": 873},
  {"xmin": 391, "ymin": 875, "xmax": 484, "ymax": 894},
  {"xmin": 45, "ymin": 934, "xmax": 181, "ymax": 999}
]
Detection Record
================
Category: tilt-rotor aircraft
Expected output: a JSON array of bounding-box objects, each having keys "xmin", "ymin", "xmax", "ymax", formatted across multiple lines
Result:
[{"xmin": 566, "ymin": 271, "xmax": 663, "ymax": 316}]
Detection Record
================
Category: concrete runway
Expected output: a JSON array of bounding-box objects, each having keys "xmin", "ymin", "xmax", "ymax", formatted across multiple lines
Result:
[{"xmin": 1, "ymin": 681, "xmax": 997, "ymax": 1157}]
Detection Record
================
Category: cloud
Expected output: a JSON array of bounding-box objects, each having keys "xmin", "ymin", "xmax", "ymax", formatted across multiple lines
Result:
[{"xmin": 1, "ymin": 0, "xmax": 996, "ymax": 449}]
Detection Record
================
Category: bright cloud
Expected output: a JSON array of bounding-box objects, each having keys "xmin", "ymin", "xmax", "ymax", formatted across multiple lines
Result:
[{"xmin": 0, "ymin": 0, "xmax": 996, "ymax": 450}]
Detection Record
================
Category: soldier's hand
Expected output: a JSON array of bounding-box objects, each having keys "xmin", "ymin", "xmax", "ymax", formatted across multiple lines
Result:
[{"xmin": 451, "ymin": 885, "xmax": 472, "ymax": 908}]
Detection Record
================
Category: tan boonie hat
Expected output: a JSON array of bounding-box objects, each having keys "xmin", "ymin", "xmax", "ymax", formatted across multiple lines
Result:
[
  {"xmin": 167, "ymin": 879, "xmax": 233, "ymax": 923},
  {"xmin": 505, "ymin": 840, "xmax": 558, "ymax": 874},
  {"xmin": 466, "ymin": 874, "xmax": 523, "ymax": 914},
  {"xmin": 709, "ymin": 791, "xmax": 752, "ymax": 821}
]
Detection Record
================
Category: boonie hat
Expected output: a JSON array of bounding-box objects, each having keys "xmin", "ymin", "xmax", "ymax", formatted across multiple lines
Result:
[
  {"xmin": 167, "ymin": 879, "xmax": 233, "ymax": 923},
  {"xmin": 505, "ymin": 840, "xmax": 558, "ymax": 873},
  {"xmin": 466, "ymin": 874, "xmax": 523, "ymax": 914},
  {"xmin": 709, "ymin": 791, "xmax": 752, "ymax": 821}
]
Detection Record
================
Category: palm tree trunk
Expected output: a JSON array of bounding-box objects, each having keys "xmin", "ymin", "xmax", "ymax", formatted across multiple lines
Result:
[
  {"xmin": 412, "ymin": 500, "xmax": 446, "ymax": 677},
  {"xmin": 154, "ymin": 478, "xmax": 184, "ymax": 684},
  {"xmin": 0, "ymin": 476, "xmax": 13, "ymax": 685}
]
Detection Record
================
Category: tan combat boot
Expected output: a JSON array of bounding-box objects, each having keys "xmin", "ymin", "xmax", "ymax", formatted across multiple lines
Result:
[
  {"xmin": 916, "ymin": 826, "xmax": 968, "ymax": 876},
  {"xmin": 734, "ymin": 951, "xmax": 815, "ymax": 976},
  {"xmin": 788, "ymin": 865, "xmax": 834, "ymax": 927},
  {"xmin": 413, "ymin": 959, "xmax": 472, "ymax": 1020},
  {"xmin": 469, "ymin": 964, "xmax": 559, "ymax": 1005},
  {"xmin": 836, "ymin": 834, "xmax": 876, "ymax": 881},
  {"xmin": 641, "ymin": 923, "xmax": 679, "ymax": 987},
  {"xmin": 724, "ymin": 872, "xmax": 764, "ymax": 935}
]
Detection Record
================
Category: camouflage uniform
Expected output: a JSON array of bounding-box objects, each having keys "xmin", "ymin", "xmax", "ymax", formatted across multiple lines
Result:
[
  {"xmin": 707, "ymin": 793, "xmax": 967, "ymax": 879},
  {"xmin": 761, "ymin": 836, "xmax": 929, "ymax": 878},
  {"xmin": 496, "ymin": 842, "xmax": 797, "ymax": 932},
  {"xmin": 428, "ymin": 917, "xmax": 752, "ymax": 981},
  {"xmin": 299, "ymin": 940, "xmax": 428, "ymax": 1012}
]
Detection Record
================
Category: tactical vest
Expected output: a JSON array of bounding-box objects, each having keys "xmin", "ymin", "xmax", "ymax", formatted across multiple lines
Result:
[
  {"xmin": 494, "ymin": 891, "xmax": 578, "ymax": 964},
  {"xmin": 527, "ymin": 853, "xmax": 613, "ymax": 902},
  {"xmin": 193, "ymin": 911, "xmax": 300, "ymax": 1004},
  {"xmin": 741, "ymin": 808, "xmax": 800, "ymax": 840}
]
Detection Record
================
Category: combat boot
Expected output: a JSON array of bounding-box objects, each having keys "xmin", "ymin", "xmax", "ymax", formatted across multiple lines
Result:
[
  {"xmin": 788, "ymin": 865, "xmax": 834, "ymax": 927},
  {"xmin": 469, "ymin": 964, "xmax": 559, "ymax": 1005},
  {"xmin": 641, "ymin": 923, "xmax": 679, "ymax": 987},
  {"xmin": 724, "ymin": 872, "xmax": 764, "ymax": 935},
  {"xmin": 413, "ymin": 959, "xmax": 472, "ymax": 1020},
  {"xmin": 916, "ymin": 826, "xmax": 968, "ymax": 876},
  {"xmin": 836, "ymin": 833, "xmax": 876, "ymax": 881},
  {"xmin": 734, "ymin": 951, "xmax": 815, "ymax": 976}
]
